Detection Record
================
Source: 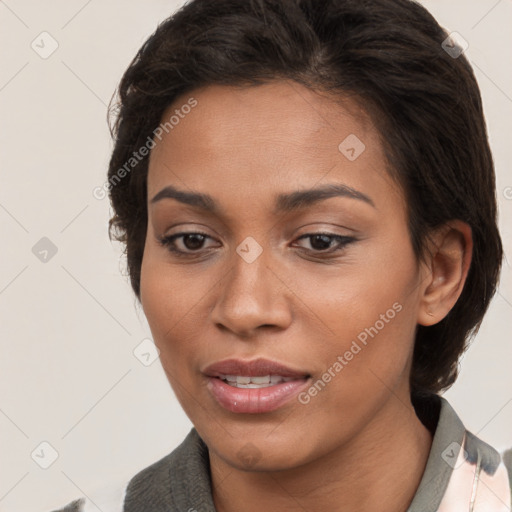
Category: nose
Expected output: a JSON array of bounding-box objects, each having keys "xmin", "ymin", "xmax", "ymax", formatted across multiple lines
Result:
[{"xmin": 210, "ymin": 244, "xmax": 293, "ymax": 338}]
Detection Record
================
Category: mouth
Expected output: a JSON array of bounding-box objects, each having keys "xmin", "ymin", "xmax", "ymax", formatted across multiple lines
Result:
[
  {"xmin": 203, "ymin": 358, "xmax": 312, "ymax": 413},
  {"xmin": 214, "ymin": 374, "xmax": 303, "ymax": 388},
  {"xmin": 203, "ymin": 357, "xmax": 310, "ymax": 380}
]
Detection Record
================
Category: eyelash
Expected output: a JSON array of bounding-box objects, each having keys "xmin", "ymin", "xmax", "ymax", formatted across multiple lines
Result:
[{"xmin": 157, "ymin": 231, "xmax": 356, "ymax": 258}]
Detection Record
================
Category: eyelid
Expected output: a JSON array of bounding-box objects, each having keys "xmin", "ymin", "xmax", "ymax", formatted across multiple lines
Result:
[
  {"xmin": 158, "ymin": 230, "xmax": 357, "ymax": 258},
  {"xmin": 157, "ymin": 231, "xmax": 218, "ymax": 253},
  {"xmin": 292, "ymin": 232, "xmax": 356, "ymax": 252}
]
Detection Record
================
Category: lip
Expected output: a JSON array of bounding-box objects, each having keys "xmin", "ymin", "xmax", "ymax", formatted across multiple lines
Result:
[
  {"xmin": 203, "ymin": 358, "xmax": 311, "ymax": 414},
  {"xmin": 203, "ymin": 358, "xmax": 310, "ymax": 379}
]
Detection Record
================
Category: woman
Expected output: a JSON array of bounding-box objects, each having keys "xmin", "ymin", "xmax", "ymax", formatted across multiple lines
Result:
[{"xmin": 52, "ymin": 0, "xmax": 511, "ymax": 510}]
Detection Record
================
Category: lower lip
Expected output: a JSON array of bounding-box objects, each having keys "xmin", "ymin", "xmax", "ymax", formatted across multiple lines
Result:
[{"xmin": 206, "ymin": 376, "xmax": 311, "ymax": 413}]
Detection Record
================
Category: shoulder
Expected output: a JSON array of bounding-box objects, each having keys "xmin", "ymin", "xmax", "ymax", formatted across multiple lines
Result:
[
  {"xmin": 123, "ymin": 427, "xmax": 211, "ymax": 510},
  {"xmin": 48, "ymin": 454, "xmax": 175, "ymax": 512},
  {"xmin": 122, "ymin": 450, "xmax": 178, "ymax": 510},
  {"xmin": 464, "ymin": 429, "xmax": 512, "ymax": 494},
  {"xmin": 434, "ymin": 395, "xmax": 512, "ymax": 490},
  {"xmin": 48, "ymin": 428, "xmax": 206, "ymax": 512},
  {"xmin": 49, "ymin": 499, "xmax": 84, "ymax": 512},
  {"xmin": 445, "ymin": 429, "xmax": 512, "ymax": 509},
  {"xmin": 48, "ymin": 478, "xmax": 128, "ymax": 512},
  {"xmin": 410, "ymin": 395, "xmax": 511, "ymax": 510},
  {"xmin": 48, "ymin": 452, "xmax": 177, "ymax": 512}
]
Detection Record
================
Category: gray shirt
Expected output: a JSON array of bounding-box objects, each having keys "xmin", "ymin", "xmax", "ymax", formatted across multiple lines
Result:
[{"xmin": 52, "ymin": 395, "xmax": 512, "ymax": 511}]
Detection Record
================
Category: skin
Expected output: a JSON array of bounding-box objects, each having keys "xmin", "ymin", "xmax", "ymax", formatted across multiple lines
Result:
[{"xmin": 140, "ymin": 80, "xmax": 472, "ymax": 512}]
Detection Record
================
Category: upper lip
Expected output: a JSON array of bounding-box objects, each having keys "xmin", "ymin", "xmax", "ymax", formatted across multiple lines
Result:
[{"xmin": 203, "ymin": 358, "xmax": 310, "ymax": 379}]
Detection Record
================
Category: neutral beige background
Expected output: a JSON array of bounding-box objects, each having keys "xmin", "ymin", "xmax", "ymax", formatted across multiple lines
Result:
[{"xmin": 0, "ymin": 1, "xmax": 511, "ymax": 510}]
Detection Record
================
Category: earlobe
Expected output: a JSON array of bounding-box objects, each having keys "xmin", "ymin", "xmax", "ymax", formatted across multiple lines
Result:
[{"xmin": 417, "ymin": 221, "xmax": 473, "ymax": 326}]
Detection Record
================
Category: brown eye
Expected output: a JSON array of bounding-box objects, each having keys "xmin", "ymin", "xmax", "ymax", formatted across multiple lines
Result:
[
  {"xmin": 181, "ymin": 233, "xmax": 207, "ymax": 250},
  {"xmin": 308, "ymin": 234, "xmax": 335, "ymax": 251},
  {"xmin": 294, "ymin": 233, "xmax": 356, "ymax": 254},
  {"xmin": 158, "ymin": 232, "xmax": 218, "ymax": 255}
]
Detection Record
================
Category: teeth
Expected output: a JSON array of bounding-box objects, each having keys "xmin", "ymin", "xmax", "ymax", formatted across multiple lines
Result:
[
  {"xmin": 250, "ymin": 375, "xmax": 271, "ymax": 384},
  {"xmin": 237, "ymin": 383, "xmax": 272, "ymax": 389},
  {"xmin": 217, "ymin": 374, "xmax": 299, "ymax": 388}
]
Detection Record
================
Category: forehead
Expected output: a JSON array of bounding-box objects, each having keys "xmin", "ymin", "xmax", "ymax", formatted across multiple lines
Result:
[{"xmin": 147, "ymin": 80, "xmax": 401, "ymax": 214}]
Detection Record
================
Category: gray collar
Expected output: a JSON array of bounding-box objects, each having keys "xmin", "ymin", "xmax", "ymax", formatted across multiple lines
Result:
[{"xmin": 407, "ymin": 395, "xmax": 466, "ymax": 511}]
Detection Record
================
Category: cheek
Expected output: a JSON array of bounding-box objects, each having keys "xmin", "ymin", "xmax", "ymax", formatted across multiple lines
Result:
[
  {"xmin": 303, "ymin": 245, "xmax": 420, "ymax": 402},
  {"xmin": 140, "ymin": 250, "xmax": 188, "ymax": 359},
  {"xmin": 298, "ymin": 300, "xmax": 418, "ymax": 427},
  {"xmin": 139, "ymin": 254, "xmax": 203, "ymax": 414},
  {"xmin": 140, "ymin": 243, "xmax": 198, "ymax": 327},
  {"xmin": 139, "ymin": 246, "xmax": 216, "ymax": 372}
]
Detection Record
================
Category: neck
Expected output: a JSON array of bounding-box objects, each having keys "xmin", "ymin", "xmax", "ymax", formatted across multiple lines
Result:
[{"xmin": 209, "ymin": 393, "xmax": 433, "ymax": 512}]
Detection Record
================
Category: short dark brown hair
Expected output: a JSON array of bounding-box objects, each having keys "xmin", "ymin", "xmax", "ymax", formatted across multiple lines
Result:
[{"xmin": 107, "ymin": 0, "xmax": 503, "ymax": 398}]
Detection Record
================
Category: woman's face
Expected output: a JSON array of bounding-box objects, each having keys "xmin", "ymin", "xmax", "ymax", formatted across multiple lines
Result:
[{"xmin": 140, "ymin": 80, "xmax": 429, "ymax": 471}]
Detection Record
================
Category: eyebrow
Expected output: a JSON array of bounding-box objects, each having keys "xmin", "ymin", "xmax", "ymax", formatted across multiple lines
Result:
[{"xmin": 150, "ymin": 183, "xmax": 375, "ymax": 214}]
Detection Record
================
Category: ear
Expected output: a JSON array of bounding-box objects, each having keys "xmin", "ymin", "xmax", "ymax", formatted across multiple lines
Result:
[{"xmin": 417, "ymin": 220, "xmax": 473, "ymax": 326}]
